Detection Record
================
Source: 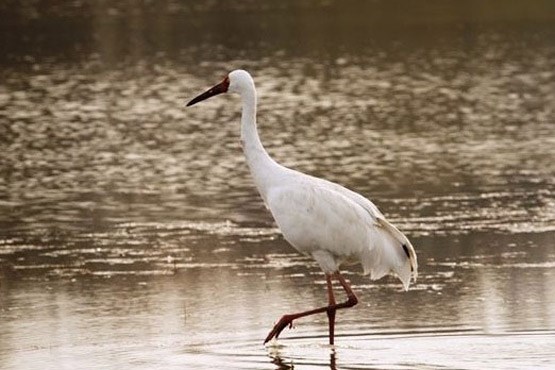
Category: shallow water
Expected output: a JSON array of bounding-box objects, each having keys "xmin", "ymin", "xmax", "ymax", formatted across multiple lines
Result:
[{"xmin": 1, "ymin": 1, "xmax": 555, "ymax": 369}]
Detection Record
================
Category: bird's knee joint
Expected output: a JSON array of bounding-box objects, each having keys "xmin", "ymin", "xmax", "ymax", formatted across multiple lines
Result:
[{"xmin": 347, "ymin": 295, "xmax": 358, "ymax": 307}]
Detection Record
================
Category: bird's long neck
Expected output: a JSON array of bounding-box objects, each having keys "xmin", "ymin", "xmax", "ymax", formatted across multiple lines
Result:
[{"xmin": 240, "ymin": 86, "xmax": 280, "ymax": 199}]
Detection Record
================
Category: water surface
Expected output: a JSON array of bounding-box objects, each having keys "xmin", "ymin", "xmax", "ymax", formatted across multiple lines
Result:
[{"xmin": 1, "ymin": 1, "xmax": 554, "ymax": 369}]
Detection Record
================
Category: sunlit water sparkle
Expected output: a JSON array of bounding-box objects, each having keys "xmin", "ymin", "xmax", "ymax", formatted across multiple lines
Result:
[{"xmin": 1, "ymin": 1, "xmax": 555, "ymax": 369}]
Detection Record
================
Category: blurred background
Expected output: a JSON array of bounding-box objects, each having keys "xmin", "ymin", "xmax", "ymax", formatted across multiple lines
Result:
[{"xmin": 0, "ymin": 1, "xmax": 554, "ymax": 369}]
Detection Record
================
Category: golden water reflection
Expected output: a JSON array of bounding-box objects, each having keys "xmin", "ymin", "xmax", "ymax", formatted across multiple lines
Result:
[{"xmin": 1, "ymin": 0, "xmax": 554, "ymax": 369}]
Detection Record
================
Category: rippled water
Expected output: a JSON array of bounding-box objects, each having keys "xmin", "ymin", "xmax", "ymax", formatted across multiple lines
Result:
[{"xmin": 1, "ymin": 1, "xmax": 555, "ymax": 369}]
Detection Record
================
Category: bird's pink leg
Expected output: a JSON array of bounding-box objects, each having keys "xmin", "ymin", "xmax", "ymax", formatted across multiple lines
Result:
[
  {"xmin": 264, "ymin": 272, "xmax": 358, "ymax": 344},
  {"xmin": 326, "ymin": 274, "xmax": 337, "ymax": 345},
  {"xmin": 335, "ymin": 272, "xmax": 359, "ymax": 308}
]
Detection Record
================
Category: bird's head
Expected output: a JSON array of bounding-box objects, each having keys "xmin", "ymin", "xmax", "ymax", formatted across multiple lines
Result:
[{"xmin": 186, "ymin": 69, "xmax": 254, "ymax": 107}]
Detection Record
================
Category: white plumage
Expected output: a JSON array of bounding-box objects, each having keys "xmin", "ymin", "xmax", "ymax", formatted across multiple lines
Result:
[
  {"xmin": 267, "ymin": 172, "xmax": 417, "ymax": 290},
  {"xmin": 187, "ymin": 69, "xmax": 418, "ymax": 344}
]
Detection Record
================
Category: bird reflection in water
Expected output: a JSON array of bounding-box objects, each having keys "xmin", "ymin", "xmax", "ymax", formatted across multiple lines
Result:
[{"xmin": 267, "ymin": 346, "xmax": 337, "ymax": 370}]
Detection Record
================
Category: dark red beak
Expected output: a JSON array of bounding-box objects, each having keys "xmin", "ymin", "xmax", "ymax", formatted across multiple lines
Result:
[{"xmin": 186, "ymin": 76, "xmax": 230, "ymax": 107}]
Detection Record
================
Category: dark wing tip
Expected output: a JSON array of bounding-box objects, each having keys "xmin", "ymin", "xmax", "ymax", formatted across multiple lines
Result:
[
  {"xmin": 402, "ymin": 244, "xmax": 414, "ymax": 272},
  {"xmin": 402, "ymin": 244, "xmax": 410, "ymax": 258}
]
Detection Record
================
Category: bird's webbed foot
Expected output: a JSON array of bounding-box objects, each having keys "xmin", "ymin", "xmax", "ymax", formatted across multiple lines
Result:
[{"xmin": 263, "ymin": 314, "xmax": 295, "ymax": 344}]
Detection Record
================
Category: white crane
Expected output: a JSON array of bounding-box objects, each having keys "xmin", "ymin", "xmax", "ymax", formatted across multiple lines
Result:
[{"xmin": 187, "ymin": 70, "xmax": 418, "ymax": 345}]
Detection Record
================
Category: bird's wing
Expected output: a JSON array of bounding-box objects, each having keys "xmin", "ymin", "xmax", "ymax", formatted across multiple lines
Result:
[
  {"xmin": 267, "ymin": 171, "xmax": 417, "ymax": 289},
  {"xmin": 308, "ymin": 175, "xmax": 418, "ymax": 287},
  {"xmin": 310, "ymin": 176, "xmax": 385, "ymax": 222},
  {"xmin": 374, "ymin": 217, "xmax": 418, "ymax": 283}
]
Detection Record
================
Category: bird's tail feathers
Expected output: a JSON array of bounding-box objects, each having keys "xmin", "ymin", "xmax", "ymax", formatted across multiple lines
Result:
[{"xmin": 361, "ymin": 218, "xmax": 418, "ymax": 291}]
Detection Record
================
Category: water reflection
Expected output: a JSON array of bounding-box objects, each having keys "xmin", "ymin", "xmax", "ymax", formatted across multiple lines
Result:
[
  {"xmin": 268, "ymin": 346, "xmax": 337, "ymax": 370},
  {"xmin": 1, "ymin": 0, "xmax": 555, "ymax": 369},
  {"xmin": 1, "ymin": 56, "xmax": 553, "ymax": 233}
]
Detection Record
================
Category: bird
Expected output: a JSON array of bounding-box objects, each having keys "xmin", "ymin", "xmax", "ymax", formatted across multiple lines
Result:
[{"xmin": 186, "ymin": 69, "xmax": 418, "ymax": 345}]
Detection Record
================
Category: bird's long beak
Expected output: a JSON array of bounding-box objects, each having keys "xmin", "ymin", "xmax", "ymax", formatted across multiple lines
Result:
[{"xmin": 186, "ymin": 76, "xmax": 230, "ymax": 107}]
